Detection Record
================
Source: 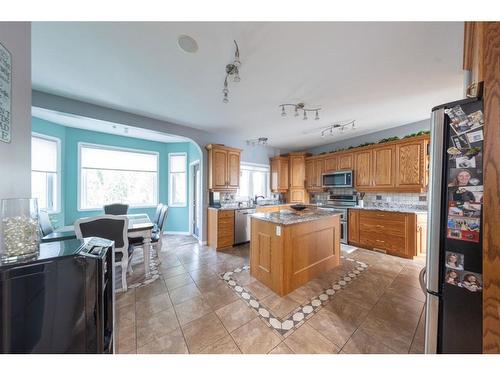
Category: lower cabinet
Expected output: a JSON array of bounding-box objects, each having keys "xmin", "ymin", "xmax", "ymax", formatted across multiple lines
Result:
[
  {"xmin": 348, "ymin": 209, "xmax": 427, "ymax": 259},
  {"xmin": 207, "ymin": 209, "xmax": 234, "ymax": 250}
]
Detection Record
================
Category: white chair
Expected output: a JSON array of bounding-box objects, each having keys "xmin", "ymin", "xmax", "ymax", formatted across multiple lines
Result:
[{"xmin": 74, "ymin": 215, "xmax": 131, "ymax": 292}]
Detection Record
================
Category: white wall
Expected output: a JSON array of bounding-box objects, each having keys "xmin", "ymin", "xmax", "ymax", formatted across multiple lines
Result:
[{"xmin": 0, "ymin": 22, "xmax": 31, "ymax": 199}]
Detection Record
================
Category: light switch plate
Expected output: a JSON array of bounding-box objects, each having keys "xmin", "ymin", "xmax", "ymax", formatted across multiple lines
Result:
[{"xmin": 276, "ymin": 226, "xmax": 281, "ymax": 236}]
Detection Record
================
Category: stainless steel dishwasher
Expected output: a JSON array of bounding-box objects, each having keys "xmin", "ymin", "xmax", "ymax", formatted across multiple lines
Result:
[{"xmin": 234, "ymin": 208, "xmax": 256, "ymax": 244}]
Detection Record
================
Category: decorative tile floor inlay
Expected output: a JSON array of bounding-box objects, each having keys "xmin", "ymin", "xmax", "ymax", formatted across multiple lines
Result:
[
  {"xmin": 219, "ymin": 256, "xmax": 369, "ymax": 338},
  {"xmin": 116, "ymin": 247, "xmax": 162, "ymax": 291}
]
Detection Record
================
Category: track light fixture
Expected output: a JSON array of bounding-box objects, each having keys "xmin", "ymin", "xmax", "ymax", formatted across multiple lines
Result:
[
  {"xmin": 222, "ymin": 40, "xmax": 241, "ymax": 103},
  {"xmin": 279, "ymin": 102, "xmax": 322, "ymax": 121},
  {"xmin": 320, "ymin": 120, "xmax": 356, "ymax": 138}
]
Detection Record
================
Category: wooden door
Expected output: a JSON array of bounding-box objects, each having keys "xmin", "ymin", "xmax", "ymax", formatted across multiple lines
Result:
[
  {"xmin": 354, "ymin": 150, "xmax": 372, "ymax": 189},
  {"xmin": 372, "ymin": 145, "xmax": 395, "ymax": 188},
  {"xmin": 348, "ymin": 209, "xmax": 359, "ymax": 244},
  {"xmin": 338, "ymin": 153, "xmax": 353, "ymax": 170},
  {"xmin": 227, "ymin": 151, "xmax": 240, "ymax": 188},
  {"xmin": 289, "ymin": 155, "xmax": 305, "ymax": 188},
  {"xmin": 212, "ymin": 149, "xmax": 228, "ymax": 189},
  {"xmin": 324, "ymin": 154, "xmax": 337, "ymax": 172},
  {"xmin": 395, "ymin": 141, "xmax": 424, "ymax": 191},
  {"xmin": 305, "ymin": 159, "xmax": 315, "ymax": 189},
  {"xmin": 315, "ymin": 159, "xmax": 324, "ymax": 188},
  {"xmin": 289, "ymin": 189, "xmax": 306, "ymax": 203}
]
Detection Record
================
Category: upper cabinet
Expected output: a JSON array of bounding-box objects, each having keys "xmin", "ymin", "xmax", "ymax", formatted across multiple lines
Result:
[
  {"xmin": 206, "ymin": 144, "xmax": 242, "ymax": 191},
  {"xmin": 337, "ymin": 152, "xmax": 353, "ymax": 170},
  {"xmin": 270, "ymin": 156, "xmax": 289, "ymax": 192},
  {"xmin": 288, "ymin": 152, "xmax": 308, "ymax": 203},
  {"xmin": 351, "ymin": 135, "xmax": 429, "ymax": 192},
  {"xmin": 305, "ymin": 156, "xmax": 325, "ymax": 191},
  {"xmin": 324, "ymin": 154, "xmax": 337, "ymax": 172},
  {"xmin": 463, "ymin": 22, "xmax": 485, "ymax": 90}
]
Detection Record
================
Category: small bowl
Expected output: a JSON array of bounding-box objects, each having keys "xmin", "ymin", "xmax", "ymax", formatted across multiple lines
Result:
[{"xmin": 290, "ymin": 204, "xmax": 307, "ymax": 211}]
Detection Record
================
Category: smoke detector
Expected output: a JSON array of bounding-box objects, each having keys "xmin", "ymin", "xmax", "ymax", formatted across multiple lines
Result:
[{"xmin": 177, "ymin": 35, "xmax": 198, "ymax": 53}]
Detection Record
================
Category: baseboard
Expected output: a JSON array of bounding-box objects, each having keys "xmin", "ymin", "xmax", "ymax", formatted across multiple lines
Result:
[
  {"xmin": 164, "ymin": 231, "xmax": 191, "ymax": 235},
  {"xmin": 199, "ymin": 240, "xmax": 207, "ymax": 245}
]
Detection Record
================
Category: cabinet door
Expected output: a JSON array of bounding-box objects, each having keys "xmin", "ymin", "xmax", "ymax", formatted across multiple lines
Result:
[
  {"xmin": 289, "ymin": 189, "xmax": 305, "ymax": 203},
  {"xmin": 315, "ymin": 159, "xmax": 324, "ymax": 187},
  {"xmin": 372, "ymin": 145, "xmax": 395, "ymax": 188},
  {"xmin": 271, "ymin": 158, "xmax": 279, "ymax": 191},
  {"xmin": 354, "ymin": 150, "xmax": 372, "ymax": 189},
  {"xmin": 227, "ymin": 151, "xmax": 240, "ymax": 188},
  {"xmin": 289, "ymin": 156, "xmax": 305, "ymax": 188},
  {"xmin": 212, "ymin": 149, "xmax": 228, "ymax": 189},
  {"xmin": 395, "ymin": 141, "xmax": 424, "ymax": 191},
  {"xmin": 324, "ymin": 154, "xmax": 337, "ymax": 172},
  {"xmin": 338, "ymin": 153, "xmax": 353, "ymax": 170},
  {"xmin": 279, "ymin": 159, "xmax": 289, "ymax": 190},
  {"xmin": 348, "ymin": 210, "xmax": 359, "ymax": 244},
  {"xmin": 305, "ymin": 159, "xmax": 315, "ymax": 189}
]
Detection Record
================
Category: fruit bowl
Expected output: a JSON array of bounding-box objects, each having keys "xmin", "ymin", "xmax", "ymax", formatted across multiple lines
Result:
[{"xmin": 290, "ymin": 204, "xmax": 307, "ymax": 211}]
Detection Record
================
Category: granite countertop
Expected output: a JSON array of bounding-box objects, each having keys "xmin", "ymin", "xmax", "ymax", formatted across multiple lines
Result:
[
  {"xmin": 209, "ymin": 203, "xmax": 288, "ymax": 211},
  {"xmin": 250, "ymin": 207, "xmax": 342, "ymax": 225},
  {"xmin": 349, "ymin": 205, "xmax": 428, "ymax": 214}
]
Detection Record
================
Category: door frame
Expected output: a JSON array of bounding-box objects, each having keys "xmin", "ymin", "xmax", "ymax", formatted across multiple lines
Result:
[{"xmin": 188, "ymin": 160, "xmax": 201, "ymax": 241}]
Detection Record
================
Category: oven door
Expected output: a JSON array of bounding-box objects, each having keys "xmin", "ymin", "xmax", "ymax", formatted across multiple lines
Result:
[{"xmin": 322, "ymin": 171, "xmax": 353, "ymax": 188}]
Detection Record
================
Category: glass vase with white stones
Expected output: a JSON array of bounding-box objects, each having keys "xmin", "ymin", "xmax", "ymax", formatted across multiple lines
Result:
[{"xmin": 0, "ymin": 198, "xmax": 41, "ymax": 263}]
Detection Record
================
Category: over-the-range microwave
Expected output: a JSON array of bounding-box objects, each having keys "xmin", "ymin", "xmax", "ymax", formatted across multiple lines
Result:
[{"xmin": 322, "ymin": 170, "xmax": 353, "ymax": 188}]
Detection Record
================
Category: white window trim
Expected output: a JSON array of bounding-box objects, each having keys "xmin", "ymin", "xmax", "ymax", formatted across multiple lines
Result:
[
  {"xmin": 77, "ymin": 142, "xmax": 160, "ymax": 211},
  {"xmin": 31, "ymin": 132, "xmax": 62, "ymax": 214},
  {"xmin": 168, "ymin": 152, "xmax": 188, "ymax": 208},
  {"xmin": 238, "ymin": 161, "xmax": 271, "ymax": 198}
]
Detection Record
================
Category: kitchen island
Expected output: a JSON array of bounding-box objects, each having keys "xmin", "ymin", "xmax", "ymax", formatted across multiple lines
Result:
[{"xmin": 250, "ymin": 207, "xmax": 342, "ymax": 296}]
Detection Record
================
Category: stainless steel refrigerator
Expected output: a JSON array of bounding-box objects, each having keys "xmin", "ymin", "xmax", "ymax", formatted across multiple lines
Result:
[{"xmin": 425, "ymin": 96, "xmax": 484, "ymax": 353}]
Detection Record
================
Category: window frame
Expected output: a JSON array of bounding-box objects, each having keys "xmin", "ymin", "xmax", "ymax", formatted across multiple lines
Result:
[
  {"xmin": 168, "ymin": 152, "xmax": 188, "ymax": 208},
  {"xmin": 77, "ymin": 142, "xmax": 160, "ymax": 211},
  {"xmin": 31, "ymin": 132, "xmax": 62, "ymax": 214},
  {"xmin": 237, "ymin": 162, "xmax": 271, "ymax": 200}
]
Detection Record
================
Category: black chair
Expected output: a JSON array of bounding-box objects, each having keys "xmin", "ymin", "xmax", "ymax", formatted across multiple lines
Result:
[
  {"xmin": 130, "ymin": 205, "xmax": 168, "ymax": 259},
  {"xmin": 38, "ymin": 210, "xmax": 54, "ymax": 236},
  {"xmin": 74, "ymin": 215, "xmax": 132, "ymax": 292},
  {"xmin": 152, "ymin": 203, "xmax": 164, "ymax": 231},
  {"xmin": 103, "ymin": 203, "xmax": 129, "ymax": 215}
]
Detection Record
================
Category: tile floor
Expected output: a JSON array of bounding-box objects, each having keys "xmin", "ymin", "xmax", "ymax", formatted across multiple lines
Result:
[{"xmin": 115, "ymin": 234, "xmax": 426, "ymax": 354}]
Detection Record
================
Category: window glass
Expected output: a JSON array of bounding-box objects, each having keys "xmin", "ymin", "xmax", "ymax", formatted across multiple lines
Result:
[
  {"xmin": 237, "ymin": 163, "xmax": 270, "ymax": 200},
  {"xmin": 79, "ymin": 145, "xmax": 158, "ymax": 210},
  {"xmin": 169, "ymin": 153, "xmax": 187, "ymax": 206},
  {"xmin": 31, "ymin": 135, "xmax": 59, "ymax": 212}
]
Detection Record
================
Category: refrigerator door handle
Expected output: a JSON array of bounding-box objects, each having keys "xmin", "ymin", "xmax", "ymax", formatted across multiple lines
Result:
[{"xmin": 426, "ymin": 108, "xmax": 445, "ymax": 294}]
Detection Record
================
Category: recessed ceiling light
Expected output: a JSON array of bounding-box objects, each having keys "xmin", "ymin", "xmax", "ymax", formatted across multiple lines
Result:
[{"xmin": 177, "ymin": 35, "xmax": 198, "ymax": 53}]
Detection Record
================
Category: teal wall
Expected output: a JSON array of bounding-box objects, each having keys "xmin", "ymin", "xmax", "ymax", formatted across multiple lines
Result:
[{"xmin": 32, "ymin": 117, "xmax": 201, "ymax": 232}]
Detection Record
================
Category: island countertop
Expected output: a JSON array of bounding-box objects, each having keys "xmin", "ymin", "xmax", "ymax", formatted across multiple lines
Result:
[{"xmin": 250, "ymin": 207, "xmax": 343, "ymax": 225}]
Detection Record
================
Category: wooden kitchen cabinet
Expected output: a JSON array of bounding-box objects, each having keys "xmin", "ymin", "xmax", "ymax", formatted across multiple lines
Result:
[
  {"xmin": 348, "ymin": 208, "xmax": 427, "ymax": 259},
  {"xmin": 288, "ymin": 152, "xmax": 308, "ymax": 203},
  {"xmin": 207, "ymin": 208, "xmax": 235, "ymax": 250},
  {"xmin": 270, "ymin": 156, "xmax": 289, "ymax": 192},
  {"xmin": 337, "ymin": 152, "xmax": 353, "ymax": 170},
  {"xmin": 372, "ymin": 145, "xmax": 396, "ymax": 188},
  {"xmin": 354, "ymin": 149, "xmax": 373, "ymax": 189},
  {"xmin": 305, "ymin": 156, "xmax": 325, "ymax": 191},
  {"xmin": 324, "ymin": 154, "xmax": 337, "ymax": 172},
  {"xmin": 206, "ymin": 144, "xmax": 242, "ymax": 191},
  {"xmin": 395, "ymin": 138, "xmax": 428, "ymax": 192}
]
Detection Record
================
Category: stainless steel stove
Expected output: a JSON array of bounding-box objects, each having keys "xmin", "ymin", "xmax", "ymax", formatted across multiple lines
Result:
[{"xmin": 322, "ymin": 194, "xmax": 357, "ymax": 244}]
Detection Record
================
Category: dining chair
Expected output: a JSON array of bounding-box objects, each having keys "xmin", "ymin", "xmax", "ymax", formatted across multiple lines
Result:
[
  {"xmin": 152, "ymin": 203, "xmax": 164, "ymax": 230},
  {"xmin": 103, "ymin": 203, "xmax": 129, "ymax": 215},
  {"xmin": 129, "ymin": 205, "xmax": 168, "ymax": 262},
  {"xmin": 38, "ymin": 210, "xmax": 54, "ymax": 237},
  {"xmin": 74, "ymin": 215, "xmax": 131, "ymax": 292}
]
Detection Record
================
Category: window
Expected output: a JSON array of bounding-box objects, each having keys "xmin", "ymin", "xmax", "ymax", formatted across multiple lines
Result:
[
  {"xmin": 31, "ymin": 134, "xmax": 60, "ymax": 213},
  {"xmin": 169, "ymin": 153, "xmax": 187, "ymax": 207},
  {"xmin": 79, "ymin": 144, "xmax": 158, "ymax": 210},
  {"xmin": 237, "ymin": 163, "xmax": 270, "ymax": 200}
]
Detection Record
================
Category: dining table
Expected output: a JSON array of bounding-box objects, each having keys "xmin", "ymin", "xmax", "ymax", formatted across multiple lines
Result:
[{"xmin": 41, "ymin": 213, "xmax": 155, "ymax": 277}]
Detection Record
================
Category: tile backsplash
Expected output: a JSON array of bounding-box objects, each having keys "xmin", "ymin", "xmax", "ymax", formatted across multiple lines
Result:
[{"xmin": 311, "ymin": 189, "xmax": 428, "ymax": 210}]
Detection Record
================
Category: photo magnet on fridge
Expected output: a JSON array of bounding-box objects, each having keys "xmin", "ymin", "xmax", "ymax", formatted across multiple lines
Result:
[
  {"xmin": 446, "ymin": 106, "xmax": 484, "ymax": 135},
  {"xmin": 447, "ymin": 216, "xmax": 480, "ymax": 243},
  {"xmin": 445, "ymin": 268, "xmax": 461, "ymax": 286},
  {"xmin": 455, "ymin": 156, "xmax": 476, "ymax": 168},
  {"xmin": 449, "ymin": 186, "xmax": 483, "ymax": 204},
  {"xmin": 448, "ymin": 201, "xmax": 481, "ymax": 218},
  {"xmin": 451, "ymin": 134, "xmax": 471, "ymax": 150},
  {"xmin": 459, "ymin": 272, "xmax": 483, "ymax": 292},
  {"xmin": 466, "ymin": 129, "xmax": 484, "ymax": 144},
  {"xmin": 448, "ymin": 168, "xmax": 483, "ymax": 187},
  {"xmin": 445, "ymin": 251, "xmax": 464, "ymax": 270}
]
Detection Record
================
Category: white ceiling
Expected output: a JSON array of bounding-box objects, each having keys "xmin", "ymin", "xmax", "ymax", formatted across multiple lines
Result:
[{"xmin": 32, "ymin": 22, "xmax": 465, "ymax": 150}]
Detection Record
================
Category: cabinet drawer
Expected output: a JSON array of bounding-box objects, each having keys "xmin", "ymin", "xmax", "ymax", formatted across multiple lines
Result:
[
  {"xmin": 218, "ymin": 210, "xmax": 235, "ymax": 219},
  {"xmin": 359, "ymin": 210, "xmax": 406, "ymax": 223},
  {"xmin": 359, "ymin": 232, "xmax": 406, "ymax": 254},
  {"xmin": 359, "ymin": 218, "xmax": 406, "ymax": 237},
  {"xmin": 217, "ymin": 235, "xmax": 234, "ymax": 248}
]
